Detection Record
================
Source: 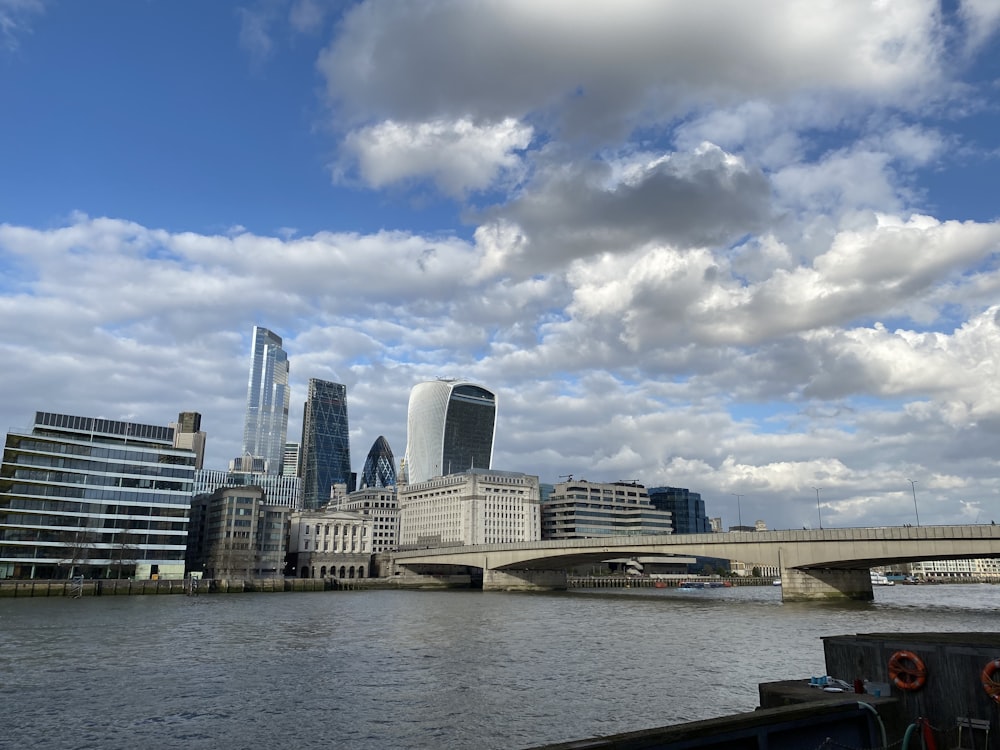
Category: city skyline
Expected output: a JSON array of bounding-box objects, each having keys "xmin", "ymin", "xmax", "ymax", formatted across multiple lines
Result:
[{"xmin": 1, "ymin": 3, "xmax": 999, "ymax": 530}]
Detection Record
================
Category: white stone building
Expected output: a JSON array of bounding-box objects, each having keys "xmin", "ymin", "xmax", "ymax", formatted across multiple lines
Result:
[
  {"xmin": 399, "ymin": 469, "xmax": 541, "ymax": 547},
  {"xmin": 288, "ymin": 507, "xmax": 373, "ymax": 579}
]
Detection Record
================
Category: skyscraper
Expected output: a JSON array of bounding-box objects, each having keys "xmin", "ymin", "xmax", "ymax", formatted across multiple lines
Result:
[
  {"xmin": 300, "ymin": 378, "xmax": 352, "ymax": 509},
  {"xmin": 240, "ymin": 326, "xmax": 290, "ymax": 475},
  {"xmin": 404, "ymin": 379, "xmax": 496, "ymax": 485},
  {"xmin": 360, "ymin": 435, "xmax": 396, "ymax": 488}
]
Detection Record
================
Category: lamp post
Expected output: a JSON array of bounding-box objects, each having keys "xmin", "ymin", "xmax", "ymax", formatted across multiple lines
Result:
[
  {"xmin": 731, "ymin": 494, "xmax": 744, "ymax": 530},
  {"xmin": 908, "ymin": 479, "xmax": 921, "ymax": 527},
  {"xmin": 813, "ymin": 487, "xmax": 823, "ymax": 530}
]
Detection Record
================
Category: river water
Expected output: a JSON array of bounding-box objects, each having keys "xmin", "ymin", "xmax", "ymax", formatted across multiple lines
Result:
[{"xmin": 1, "ymin": 583, "xmax": 997, "ymax": 750}]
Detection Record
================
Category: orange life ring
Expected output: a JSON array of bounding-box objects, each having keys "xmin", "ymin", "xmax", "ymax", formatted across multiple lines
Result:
[
  {"xmin": 888, "ymin": 650, "xmax": 927, "ymax": 691},
  {"xmin": 981, "ymin": 659, "xmax": 1000, "ymax": 703}
]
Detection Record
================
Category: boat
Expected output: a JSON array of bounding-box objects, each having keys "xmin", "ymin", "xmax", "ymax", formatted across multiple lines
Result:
[
  {"xmin": 653, "ymin": 580, "xmax": 668, "ymax": 589},
  {"xmin": 870, "ymin": 571, "xmax": 895, "ymax": 586},
  {"xmin": 772, "ymin": 579, "xmax": 782, "ymax": 586}
]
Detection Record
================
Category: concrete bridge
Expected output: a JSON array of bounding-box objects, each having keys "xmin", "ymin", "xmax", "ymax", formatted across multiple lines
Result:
[{"xmin": 387, "ymin": 524, "xmax": 1000, "ymax": 601}]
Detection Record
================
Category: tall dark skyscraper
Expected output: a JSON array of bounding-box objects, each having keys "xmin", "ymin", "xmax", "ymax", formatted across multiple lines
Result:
[
  {"xmin": 361, "ymin": 435, "xmax": 396, "ymax": 488},
  {"xmin": 300, "ymin": 378, "xmax": 351, "ymax": 509},
  {"xmin": 240, "ymin": 326, "xmax": 290, "ymax": 475}
]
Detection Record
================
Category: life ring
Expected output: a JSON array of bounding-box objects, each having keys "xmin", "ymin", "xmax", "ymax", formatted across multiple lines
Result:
[
  {"xmin": 981, "ymin": 659, "xmax": 1000, "ymax": 703},
  {"xmin": 888, "ymin": 650, "xmax": 927, "ymax": 691}
]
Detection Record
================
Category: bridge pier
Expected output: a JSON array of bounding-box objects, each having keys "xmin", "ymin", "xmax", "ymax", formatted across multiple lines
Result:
[
  {"xmin": 483, "ymin": 569, "xmax": 568, "ymax": 592},
  {"xmin": 780, "ymin": 568, "xmax": 873, "ymax": 602}
]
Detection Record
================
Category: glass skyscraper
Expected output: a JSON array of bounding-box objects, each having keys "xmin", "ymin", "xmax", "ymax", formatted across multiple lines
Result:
[
  {"xmin": 360, "ymin": 435, "xmax": 396, "ymax": 488},
  {"xmin": 300, "ymin": 378, "xmax": 352, "ymax": 509},
  {"xmin": 404, "ymin": 379, "xmax": 496, "ymax": 485},
  {"xmin": 240, "ymin": 326, "xmax": 290, "ymax": 475}
]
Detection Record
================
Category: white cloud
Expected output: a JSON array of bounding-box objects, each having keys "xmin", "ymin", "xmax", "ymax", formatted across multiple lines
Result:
[
  {"xmin": 341, "ymin": 117, "xmax": 533, "ymax": 196},
  {"xmin": 0, "ymin": 0, "xmax": 42, "ymax": 51}
]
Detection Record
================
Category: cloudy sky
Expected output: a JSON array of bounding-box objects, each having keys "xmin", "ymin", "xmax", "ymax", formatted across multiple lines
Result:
[{"xmin": 2, "ymin": 1, "xmax": 999, "ymax": 531}]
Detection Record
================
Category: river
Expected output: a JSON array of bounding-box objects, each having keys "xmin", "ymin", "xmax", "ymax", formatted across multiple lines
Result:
[{"xmin": 1, "ymin": 583, "xmax": 997, "ymax": 749}]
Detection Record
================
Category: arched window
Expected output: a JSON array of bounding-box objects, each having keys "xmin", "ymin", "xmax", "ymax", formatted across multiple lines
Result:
[
  {"xmin": 358, "ymin": 566, "xmax": 365, "ymax": 579},
  {"xmin": 348, "ymin": 566, "xmax": 355, "ymax": 579},
  {"xmin": 320, "ymin": 566, "xmax": 327, "ymax": 577},
  {"xmin": 300, "ymin": 566, "xmax": 309, "ymax": 578},
  {"xmin": 339, "ymin": 566, "xmax": 346, "ymax": 578}
]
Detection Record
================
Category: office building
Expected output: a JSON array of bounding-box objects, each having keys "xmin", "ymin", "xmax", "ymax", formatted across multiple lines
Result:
[
  {"xmin": 0, "ymin": 411, "xmax": 196, "ymax": 580},
  {"xmin": 540, "ymin": 480, "xmax": 672, "ymax": 540},
  {"xmin": 404, "ymin": 379, "xmax": 496, "ymax": 485},
  {"xmin": 282, "ymin": 443, "xmax": 300, "ymax": 478},
  {"xmin": 170, "ymin": 411, "xmax": 207, "ymax": 470},
  {"xmin": 195, "ymin": 468, "xmax": 302, "ymax": 509},
  {"xmin": 186, "ymin": 486, "xmax": 290, "ymax": 579},
  {"xmin": 240, "ymin": 326, "xmax": 290, "ymax": 475},
  {"xmin": 360, "ymin": 435, "xmax": 396, "ymax": 488},
  {"xmin": 398, "ymin": 469, "xmax": 540, "ymax": 547},
  {"xmin": 300, "ymin": 378, "xmax": 352, "ymax": 509},
  {"xmin": 647, "ymin": 486, "xmax": 709, "ymax": 534}
]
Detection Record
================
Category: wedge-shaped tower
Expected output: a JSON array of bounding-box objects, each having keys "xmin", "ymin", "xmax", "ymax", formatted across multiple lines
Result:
[{"xmin": 404, "ymin": 380, "xmax": 496, "ymax": 485}]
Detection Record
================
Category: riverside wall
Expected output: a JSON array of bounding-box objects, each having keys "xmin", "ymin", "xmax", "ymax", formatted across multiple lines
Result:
[{"xmin": 0, "ymin": 574, "xmax": 473, "ymax": 598}]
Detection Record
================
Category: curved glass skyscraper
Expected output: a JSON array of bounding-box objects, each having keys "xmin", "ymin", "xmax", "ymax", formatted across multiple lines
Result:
[
  {"xmin": 300, "ymin": 378, "xmax": 351, "ymax": 509},
  {"xmin": 241, "ymin": 326, "xmax": 290, "ymax": 475},
  {"xmin": 404, "ymin": 380, "xmax": 496, "ymax": 485},
  {"xmin": 361, "ymin": 435, "xmax": 396, "ymax": 488}
]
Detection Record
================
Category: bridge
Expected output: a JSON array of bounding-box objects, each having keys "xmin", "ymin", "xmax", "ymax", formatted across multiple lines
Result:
[{"xmin": 387, "ymin": 524, "xmax": 1000, "ymax": 601}]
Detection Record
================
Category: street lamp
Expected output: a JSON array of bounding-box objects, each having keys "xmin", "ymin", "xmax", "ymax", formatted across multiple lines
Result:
[
  {"xmin": 813, "ymin": 487, "xmax": 823, "ymax": 530},
  {"xmin": 908, "ymin": 479, "xmax": 921, "ymax": 527},
  {"xmin": 731, "ymin": 494, "xmax": 744, "ymax": 530}
]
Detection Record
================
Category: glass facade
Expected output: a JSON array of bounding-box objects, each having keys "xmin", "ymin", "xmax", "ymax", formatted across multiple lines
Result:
[
  {"xmin": 300, "ymin": 379, "xmax": 352, "ymax": 509},
  {"xmin": 404, "ymin": 380, "xmax": 496, "ymax": 484},
  {"xmin": 360, "ymin": 435, "xmax": 396, "ymax": 489},
  {"xmin": 241, "ymin": 326, "xmax": 290, "ymax": 475},
  {"xmin": 0, "ymin": 412, "xmax": 196, "ymax": 579},
  {"xmin": 647, "ymin": 487, "xmax": 710, "ymax": 534}
]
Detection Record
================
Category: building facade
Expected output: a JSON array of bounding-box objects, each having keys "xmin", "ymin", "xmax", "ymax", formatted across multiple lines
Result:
[
  {"xmin": 170, "ymin": 411, "xmax": 207, "ymax": 470},
  {"xmin": 186, "ymin": 486, "xmax": 290, "ymax": 579},
  {"xmin": 540, "ymin": 480, "xmax": 673, "ymax": 540},
  {"xmin": 404, "ymin": 379, "xmax": 496, "ymax": 485},
  {"xmin": 195, "ymin": 468, "xmax": 302, "ymax": 509},
  {"xmin": 0, "ymin": 412, "xmax": 196, "ymax": 580},
  {"xmin": 398, "ymin": 469, "xmax": 541, "ymax": 548},
  {"xmin": 282, "ymin": 443, "xmax": 300, "ymax": 478},
  {"xmin": 647, "ymin": 486, "xmax": 709, "ymax": 534},
  {"xmin": 240, "ymin": 325, "xmax": 290, "ymax": 475},
  {"xmin": 330, "ymin": 486, "xmax": 399, "ymax": 553},
  {"xmin": 287, "ymin": 507, "xmax": 372, "ymax": 579},
  {"xmin": 300, "ymin": 378, "xmax": 352, "ymax": 509},
  {"xmin": 360, "ymin": 435, "xmax": 396, "ymax": 489}
]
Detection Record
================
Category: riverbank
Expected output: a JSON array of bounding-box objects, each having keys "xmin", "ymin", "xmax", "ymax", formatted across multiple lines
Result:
[{"xmin": 0, "ymin": 573, "xmax": 470, "ymax": 597}]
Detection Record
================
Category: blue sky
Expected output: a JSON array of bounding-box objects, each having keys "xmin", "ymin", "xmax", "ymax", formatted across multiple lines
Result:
[{"xmin": 2, "ymin": 0, "xmax": 1000, "ymax": 530}]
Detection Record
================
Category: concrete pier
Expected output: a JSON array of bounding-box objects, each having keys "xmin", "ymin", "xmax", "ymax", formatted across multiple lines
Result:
[
  {"xmin": 779, "ymin": 568, "xmax": 873, "ymax": 601},
  {"xmin": 483, "ymin": 569, "xmax": 567, "ymax": 591}
]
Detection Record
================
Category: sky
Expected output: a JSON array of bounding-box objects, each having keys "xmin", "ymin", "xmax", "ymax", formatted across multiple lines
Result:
[{"xmin": 2, "ymin": 0, "xmax": 1000, "ymax": 532}]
